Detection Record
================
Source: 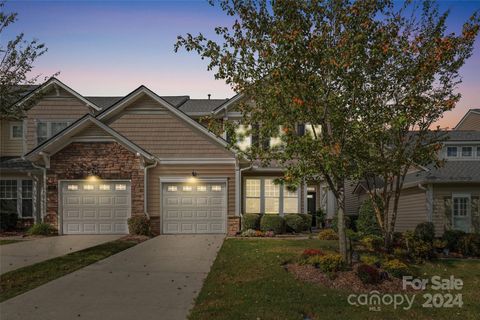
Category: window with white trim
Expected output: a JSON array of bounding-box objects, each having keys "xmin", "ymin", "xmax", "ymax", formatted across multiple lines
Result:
[
  {"xmin": 37, "ymin": 121, "xmax": 71, "ymax": 144},
  {"xmin": 264, "ymin": 179, "xmax": 280, "ymax": 214},
  {"xmin": 244, "ymin": 178, "xmax": 299, "ymax": 215},
  {"xmin": 245, "ymin": 179, "xmax": 261, "ymax": 213},
  {"xmin": 0, "ymin": 179, "xmax": 34, "ymax": 217},
  {"xmin": 461, "ymin": 146, "xmax": 473, "ymax": 157},
  {"xmin": 235, "ymin": 124, "xmax": 251, "ymax": 151},
  {"xmin": 446, "ymin": 146, "xmax": 457, "ymax": 157},
  {"xmin": 10, "ymin": 122, "xmax": 23, "ymax": 139},
  {"xmin": 305, "ymin": 124, "xmax": 322, "ymax": 138}
]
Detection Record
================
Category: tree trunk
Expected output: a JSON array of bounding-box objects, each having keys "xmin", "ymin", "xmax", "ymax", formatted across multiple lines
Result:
[{"xmin": 336, "ymin": 199, "xmax": 351, "ymax": 264}]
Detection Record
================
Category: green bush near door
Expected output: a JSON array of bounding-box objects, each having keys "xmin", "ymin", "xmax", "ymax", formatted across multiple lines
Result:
[
  {"xmin": 241, "ymin": 213, "xmax": 261, "ymax": 230},
  {"xmin": 260, "ymin": 215, "xmax": 286, "ymax": 234}
]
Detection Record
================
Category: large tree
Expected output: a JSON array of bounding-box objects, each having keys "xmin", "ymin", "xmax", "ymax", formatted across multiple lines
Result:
[
  {"xmin": 176, "ymin": 0, "xmax": 395, "ymax": 261},
  {"xmin": 175, "ymin": 0, "xmax": 479, "ymax": 258},
  {"xmin": 0, "ymin": 1, "xmax": 48, "ymax": 119}
]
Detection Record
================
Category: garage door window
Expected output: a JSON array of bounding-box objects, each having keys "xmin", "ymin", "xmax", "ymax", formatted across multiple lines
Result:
[
  {"xmin": 83, "ymin": 184, "xmax": 94, "ymax": 190},
  {"xmin": 183, "ymin": 186, "xmax": 193, "ymax": 191},
  {"xmin": 167, "ymin": 185, "xmax": 177, "ymax": 192},
  {"xmin": 197, "ymin": 185, "xmax": 207, "ymax": 192},
  {"xmin": 67, "ymin": 184, "xmax": 78, "ymax": 190},
  {"xmin": 115, "ymin": 184, "xmax": 127, "ymax": 191},
  {"xmin": 99, "ymin": 184, "xmax": 110, "ymax": 190}
]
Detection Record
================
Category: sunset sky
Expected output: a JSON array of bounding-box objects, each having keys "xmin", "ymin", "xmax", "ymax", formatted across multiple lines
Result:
[{"xmin": 4, "ymin": 0, "xmax": 480, "ymax": 129}]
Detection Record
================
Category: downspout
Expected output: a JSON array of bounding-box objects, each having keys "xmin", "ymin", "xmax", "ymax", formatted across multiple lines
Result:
[
  {"xmin": 237, "ymin": 162, "xmax": 253, "ymax": 216},
  {"xmin": 30, "ymin": 161, "xmax": 47, "ymax": 223},
  {"xmin": 143, "ymin": 159, "xmax": 158, "ymax": 219}
]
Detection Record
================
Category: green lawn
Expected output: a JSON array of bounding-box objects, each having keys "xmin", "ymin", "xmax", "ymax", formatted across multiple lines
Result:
[
  {"xmin": 0, "ymin": 239, "xmax": 23, "ymax": 246},
  {"xmin": 0, "ymin": 239, "xmax": 137, "ymax": 302},
  {"xmin": 189, "ymin": 238, "xmax": 480, "ymax": 320}
]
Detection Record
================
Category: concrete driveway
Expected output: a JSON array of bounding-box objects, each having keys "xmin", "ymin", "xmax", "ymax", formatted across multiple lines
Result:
[
  {"xmin": 0, "ymin": 235, "xmax": 224, "ymax": 320},
  {"xmin": 0, "ymin": 235, "xmax": 122, "ymax": 274}
]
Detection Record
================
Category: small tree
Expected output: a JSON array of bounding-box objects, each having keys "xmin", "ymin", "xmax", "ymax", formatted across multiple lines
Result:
[
  {"xmin": 0, "ymin": 2, "xmax": 50, "ymax": 119},
  {"xmin": 353, "ymin": 2, "xmax": 479, "ymax": 249}
]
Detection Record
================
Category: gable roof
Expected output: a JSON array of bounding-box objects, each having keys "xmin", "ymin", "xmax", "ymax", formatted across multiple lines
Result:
[
  {"xmin": 454, "ymin": 108, "xmax": 480, "ymax": 130},
  {"xmin": 15, "ymin": 77, "xmax": 101, "ymax": 111},
  {"xmin": 179, "ymin": 99, "xmax": 227, "ymax": 114},
  {"xmin": 25, "ymin": 114, "xmax": 155, "ymax": 161},
  {"xmin": 95, "ymin": 86, "xmax": 234, "ymax": 153},
  {"xmin": 212, "ymin": 93, "xmax": 245, "ymax": 115}
]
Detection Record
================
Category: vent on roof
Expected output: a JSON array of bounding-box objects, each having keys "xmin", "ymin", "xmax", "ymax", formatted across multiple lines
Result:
[{"xmin": 208, "ymin": 94, "xmax": 211, "ymax": 100}]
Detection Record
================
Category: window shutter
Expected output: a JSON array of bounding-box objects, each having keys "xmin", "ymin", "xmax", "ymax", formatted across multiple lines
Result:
[
  {"xmin": 471, "ymin": 196, "xmax": 479, "ymax": 233},
  {"xmin": 297, "ymin": 124, "xmax": 305, "ymax": 136},
  {"xmin": 443, "ymin": 196, "xmax": 452, "ymax": 230}
]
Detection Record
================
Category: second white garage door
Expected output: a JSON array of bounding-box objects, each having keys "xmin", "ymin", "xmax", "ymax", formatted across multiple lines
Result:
[
  {"xmin": 162, "ymin": 182, "xmax": 227, "ymax": 234},
  {"xmin": 61, "ymin": 180, "xmax": 131, "ymax": 234}
]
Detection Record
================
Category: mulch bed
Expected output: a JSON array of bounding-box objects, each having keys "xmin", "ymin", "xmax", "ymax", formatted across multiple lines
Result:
[{"xmin": 287, "ymin": 263, "xmax": 412, "ymax": 293}]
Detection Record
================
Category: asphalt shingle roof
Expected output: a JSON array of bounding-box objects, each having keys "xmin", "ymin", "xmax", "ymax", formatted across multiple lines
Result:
[
  {"xmin": 178, "ymin": 99, "xmax": 228, "ymax": 113},
  {"xmin": 0, "ymin": 157, "xmax": 40, "ymax": 172}
]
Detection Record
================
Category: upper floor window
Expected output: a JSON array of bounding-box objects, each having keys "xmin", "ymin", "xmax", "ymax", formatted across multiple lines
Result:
[
  {"xmin": 461, "ymin": 146, "xmax": 473, "ymax": 157},
  {"xmin": 305, "ymin": 124, "xmax": 321, "ymax": 138},
  {"xmin": 446, "ymin": 146, "xmax": 458, "ymax": 157},
  {"xmin": 37, "ymin": 121, "xmax": 71, "ymax": 145},
  {"xmin": 10, "ymin": 122, "xmax": 23, "ymax": 139},
  {"xmin": 235, "ymin": 124, "xmax": 251, "ymax": 151}
]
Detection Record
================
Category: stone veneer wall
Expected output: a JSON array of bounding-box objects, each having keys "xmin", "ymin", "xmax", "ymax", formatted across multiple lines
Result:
[{"xmin": 45, "ymin": 142, "xmax": 144, "ymax": 230}]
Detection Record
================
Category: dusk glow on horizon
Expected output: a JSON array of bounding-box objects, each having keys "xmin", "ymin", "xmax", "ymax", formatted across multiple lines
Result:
[{"xmin": 4, "ymin": 0, "xmax": 480, "ymax": 129}]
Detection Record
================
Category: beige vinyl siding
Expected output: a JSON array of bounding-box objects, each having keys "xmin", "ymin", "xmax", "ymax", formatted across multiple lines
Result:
[
  {"xmin": 456, "ymin": 112, "xmax": 480, "ymax": 131},
  {"xmin": 0, "ymin": 120, "xmax": 23, "ymax": 156},
  {"xmin": 356, "ymin": 187, "xmax": 427, "ymax": 232},
  {"xmin": 432, "ymin": 184, "xmax": 480, "ymax": 236},
  {"xmin": 392, "ymin": 187, "xmax": 428, "ymax": 232},
  {"xmin": 73, "ymin": 124, "xmax": 110, "ymax": 138},
  {"xmin": 109, "ymin": 95, "xmax": 232, "ymax": 158},
  {"xmin": 25, "ymin": 88, "xmax": 92, "ymax": 152},
  {"xmin": 147, "ymin": 164, "xmax": 236, "ymax": 218}
]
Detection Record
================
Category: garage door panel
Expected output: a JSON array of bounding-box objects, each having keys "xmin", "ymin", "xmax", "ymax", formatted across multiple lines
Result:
[
  {"xmin": 162, "ymin": 182, "xmax": 227, "ymax": 234},
  {"xmin": 61, "ymin": 180, "xmax": 131, "ymax": 235},
  {"xmin": 83, "ymin": 209, "xmax": 97, "ymax": 219},
  {"xmin": 64, "ymin": 196, "xmax": 80, "ymax": 205},
  {"xmin": 98, "ymin": 196, "xmax": 113, "ymax": 205}
]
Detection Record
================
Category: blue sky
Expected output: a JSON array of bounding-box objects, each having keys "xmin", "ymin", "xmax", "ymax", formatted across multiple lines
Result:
[{"xmin": 3, "ymin": 0, "xmax": 480, "ymax": 128}]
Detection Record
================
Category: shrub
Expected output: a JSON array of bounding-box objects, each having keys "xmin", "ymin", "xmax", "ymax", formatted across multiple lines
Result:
[
  {"xmin": 459, "ymin": 233, "xmax": 480, "ymax": 257},
  {"xmin": 298, "ymin": 214, "xmax": 312, "ymax": 231},
  {"xmin": 356, "ymin": 263, "xmax": 381, "ymax": 284},
  {"xmin": 359, "ymin": 254, "xmax": 381, "ymax": 266},
  {"xmin": 433, "ymin": 239, "xmax": 447, "ymax": 252},
  {"xmin": 127, "ymin": 216, "xmax": 152, "ymax": 236},
  {"xmin": 331, "ymin": 214, "xmax": 351, "ymax": 232},
  {"xmin": 285, "ymin": 214, "xmax": 305, "ymax": 233},
  {"xmin": 0, "ymin": 212, "xmax": 18, "ymax": 231},
  {"xmin": 315, "ymin": 253, "xmax": 345, "ymax": 273},
  {"xmin": 411, "ymin": 240, "xmax": 434, "ymax": 262},
  {"xmin": 260, "ymin": 215, "xmax": 286, "ymax": 234},
  {"xmin": 360, "ymin": 235, "xmax": 384, "ymax": 251},
  {"xmin": 392, "ymin": 232, "xmax": 406, "ymax": 248},
  {"xmin": 383, "ymin": 259, "xmax": 410, "ymax": 278},
  {"xmin": 442, "ymin": 230, "xmax": 466, "ymax": 252},
  {"xmin": 27, "ymin": 223, "xmax": 56, "ymax": 236},
  {"xmin": 316, "ymin": 209, "xmax": 326, "ymax": 227},
  {"xmin": 357, "ymin": 198, "xmax": 382, "ymax": 236},
  {"xmin": 301, "ymin": 249, "xmax": 324, "ymax": 258},
  {"xmin": 393, "ymin": 248, "xmax": 409, "ymax": 260},
  {"xmin": 414, "ymin": 222, "xmax": 435, "ymax": 243},
  {"xmin": 264, "ymin": 231, "xmax": 275, "ymax": 237},
  {"xmin": 242, "ymin": 213, "xmax": 261, "ymax": 231},
  {"xmin": 318, "ymin": 228, "xmax": 338, "ymax": 240},
  {"xmin": 241, "ymin": 229, "xmax": 265, "ymax": 237}
]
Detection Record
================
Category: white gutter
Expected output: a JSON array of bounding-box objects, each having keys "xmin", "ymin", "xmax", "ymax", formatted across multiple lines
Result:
[{"xmin": 143, "ymin": 160, "xmax": 158, "ymax": 219}]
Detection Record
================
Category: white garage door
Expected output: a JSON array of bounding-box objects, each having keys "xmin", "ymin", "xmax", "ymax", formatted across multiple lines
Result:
[
  {"xmin": 61, "ymin": 180, "xmax": 131, "ymax": 234},
  {"xmin": 162, "ymin": 182, "xmax": 227, "ymax": 234}
]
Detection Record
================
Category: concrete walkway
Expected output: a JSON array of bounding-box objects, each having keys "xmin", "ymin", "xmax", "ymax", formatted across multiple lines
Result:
[
  {"xmin": 0, "ymin": 235, "xmax": 224, "ymax": 320},
  {"xmin": 0, "ymin": 235, "xmax": 122, "ymax": 274}
]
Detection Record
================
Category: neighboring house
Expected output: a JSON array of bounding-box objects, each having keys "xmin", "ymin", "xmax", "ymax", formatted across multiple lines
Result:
[
  {"xmin": 0, "ymin": 78, "xmax": 317, "ymax": 235},
  {"xmin": 348, "ymin": 110, "xmax": 480, "ymax": 235},
  {"xmin": 1, "ymin": 78, "xmax": 477, "ymax": 236}
]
